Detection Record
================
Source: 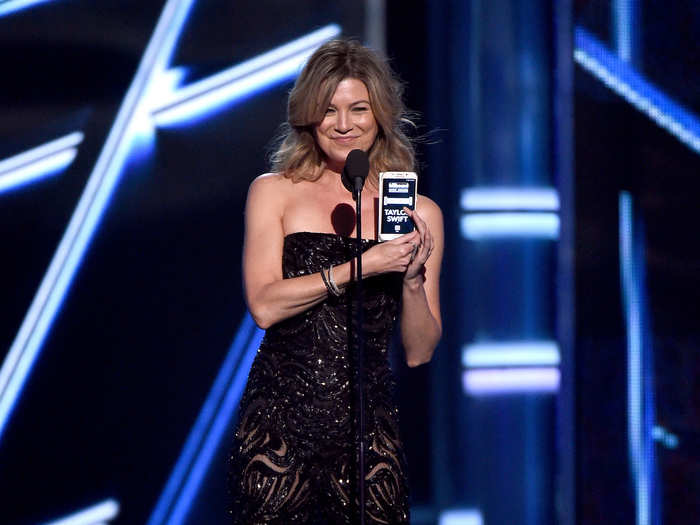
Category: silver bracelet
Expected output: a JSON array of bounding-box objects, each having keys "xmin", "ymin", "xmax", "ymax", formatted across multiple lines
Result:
[
  {"xmin": 327, "ymin": 264, "xmax": 343, "ymax": 296},
  {"xmin": 320, "ymin": 266, "xmax": 335, "ymax": 296}
]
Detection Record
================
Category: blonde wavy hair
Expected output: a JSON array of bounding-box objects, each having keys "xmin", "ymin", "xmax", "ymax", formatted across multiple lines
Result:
[{"xmin": 270, "ymin": 38, "xmax": 416, "ymax": 187}]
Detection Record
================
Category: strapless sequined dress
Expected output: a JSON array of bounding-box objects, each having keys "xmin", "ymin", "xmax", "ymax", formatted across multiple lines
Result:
[{"xmin": 229, "ymin": 232, "xmax": 410, "ymax": 524}]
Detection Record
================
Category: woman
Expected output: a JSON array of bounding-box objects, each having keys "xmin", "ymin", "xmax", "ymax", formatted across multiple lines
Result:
[{"xmin": 229, "ymin": 39, "xmax": 443, "ymax": 524}]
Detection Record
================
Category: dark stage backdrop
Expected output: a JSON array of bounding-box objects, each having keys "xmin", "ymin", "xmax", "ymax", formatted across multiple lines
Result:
[
  {"xmin": 574, "ymin": 1, "xmax": 700, "ymax": 524},
  {"xmin": 0, "ymin": 2, "xmax": 366, "ymax": 524}
]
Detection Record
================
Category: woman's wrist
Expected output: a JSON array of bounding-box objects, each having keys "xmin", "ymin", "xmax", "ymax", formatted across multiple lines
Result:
[{"xmin": 402, "ymin": 273, "xmax": 425, "ymax": 292}]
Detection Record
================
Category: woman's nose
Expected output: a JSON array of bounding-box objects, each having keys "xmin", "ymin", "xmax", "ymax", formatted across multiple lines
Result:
[{"xmin": 335, "ymin": 110, "xmax": 352, "ymax": 132}]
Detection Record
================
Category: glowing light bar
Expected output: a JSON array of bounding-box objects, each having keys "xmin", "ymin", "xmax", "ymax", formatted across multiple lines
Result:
[
  {"xmin": 613, "ymin": 0, "xmax": 637, "ymax": 62},
  {"xmin": 0, "ymin": 132, "xmax": 83, "ymax": 193},
  {"xmin": 619, "ymin": 191, "xmax": 655, "ymax": 525},
  {"xmin": 439, "ymin": 509, "xmax": 483, "ymax": 525},
  {"xmin": 42, "ymin": 499, "xmax": 119, "ymax": 525},
  {"xmin": 0, "ymin": 0, "xmax": 52, "ymax": 17},
  {"xmin": 460, "ymin": 212, "xmax": 559, "ymax": 239},
  {"xmin": 461, "ymin": 187, "xmax": 559, "ymax": 211},
  {"xmin": 575, "ymin": 26, "xmax": 700, "ymax": 155},
  {"xmin": 148, "ymin": 313, "xmax": 264, "ymax": 525},
  {"xmin": 463, "ymin": 367, "xmax": 560, "ymax": 395},
  {"xmin": 0, "ymin": 0, "xmax": 197, "ymax": 443},
  {"xmin": 152, "ymin": 24, "xmax": 341, "ymax": 126},
  {"xmin": 462, "ymin": 341, "xmax": 560, "ymax": 368}
]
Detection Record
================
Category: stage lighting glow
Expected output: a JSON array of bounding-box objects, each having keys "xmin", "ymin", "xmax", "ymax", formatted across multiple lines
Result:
[
  {"xmin": 460, "ymin": 187, "xmax": 559, "ymax": 211},
  {"xmin": 460, "ymin": 212, "xmax": 560, "ymax": 239},
  {"xmin": 619, "ymin": 191, "xmax": 657, "ymax": 525},
  {"xmin": 463, "ymin": 367, "xmax": 560, "ymax": 395},
  {"xmin": 462, "ymin": 341, "xmax": 560, "ymax": 368},
  {"xmin": 0, "ymin": 0, "xmax": 197, "ymax": 443},
  {"xmin": 652, "ymin": 425, "xmax": 679, "ymax": 450},
  {"xmin": 438, "ymin": 509, "xmax": 483, "ymax": 525},
  {"xmin": 0, "ymin": 149, "xmax": 75, "ymax": 193},
  {"xmin": 613, "ymin": 0, "xmax": 637, "ymax": 62},
  {"xmin": 152, "ymin": 24, "xmax": 341, "ymax": 126},
  {"xmin": 154, "ymin": 51, "xmax": 313, "ymax": 126},
  {"xmin": 42, "ymin": 499, "xmax": 119, "ymax": 525},
  {"xmin": 147, "ymin": 313, "xmax": 263, "ymax": 525},
  {"xmin": 575, "ymin": 27, "xmax": 700, "ymax": 155},
  {"xmin": 0, "ymin": 132, "xmax": 83, "ymax": 194},
  {"xmin": 0, "ymin": 0, "xmax": 53, "ymax": 17}
]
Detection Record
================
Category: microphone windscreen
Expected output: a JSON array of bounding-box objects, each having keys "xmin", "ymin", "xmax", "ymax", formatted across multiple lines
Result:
[{"xmin": 344, "ymin": 149, "xmax": 370, "ymax": 184}]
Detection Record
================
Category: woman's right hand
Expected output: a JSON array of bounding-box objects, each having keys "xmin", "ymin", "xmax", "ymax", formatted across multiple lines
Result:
[{"xmin": 363, "ymin": 230, "xmax": 421, "ymax": 277}]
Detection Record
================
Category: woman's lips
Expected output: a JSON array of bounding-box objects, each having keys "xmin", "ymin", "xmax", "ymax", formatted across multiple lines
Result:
[{"xmin": 332, "ymin": 136, "xmax": 358, "ymax": 143}]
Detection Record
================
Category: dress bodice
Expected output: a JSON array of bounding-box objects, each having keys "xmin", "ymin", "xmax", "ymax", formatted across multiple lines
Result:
[{"xmin": 262, "ymin": 231, "xmax": 403, "ymax": 355}]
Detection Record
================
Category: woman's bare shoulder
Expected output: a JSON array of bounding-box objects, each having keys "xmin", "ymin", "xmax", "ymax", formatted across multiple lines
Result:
[
  {"xmin": 249, "ymin": 172, "xmax": 293, "ymax": 189},
  {"xmin": 417, "ymin": 193, "xmax": 443, "ymax": 222},
  {"xmin": 247, "ymin": 172, "xmax": 295, "ymax": 200}
]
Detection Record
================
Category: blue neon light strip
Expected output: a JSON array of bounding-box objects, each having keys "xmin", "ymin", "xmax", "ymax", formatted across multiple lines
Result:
[
  {"xmin": 152, "ymin": 24, "xmax": 341, "ymax": 126},
  {"xmin": 619, "ymin": 192, "xmax": 659, "ymax": 525},
  {"xmin": 0, "ymin": 132, "xmax": 83, "ymax": 194},
  {"xmin": 463, "ymin": 367, "xmax": 560, "ymax": 395},
  {"xmin": 575, "ymin": 26, "xmax": 700, "ymax": 155},
  {"xmin": 147, "ymin": 313, "xmax": 263, "ymax": 525},
  {"xmin": 462, "ymin": 341, "xmax": 560, "ymax": 368},
  {"xmin": 461, "ymin": 187, "xmax": 559, "ymax": 211},
  {"xmin": 42, "ymin": 499, "xmax": 119, "ymax": 525},
  {"xmin": 613, "ymin": 0, "xmax": 637, "ymax": 63},
  {"xmin": 0, "ymin": 0, "xmax": 53, "ymax": 17},
  {"xmin": 0, "ymin": 0, "xmax": 196, "ymax": 443},
  {"xmin": 438, "ymin": 509, "xmax": 484, "ymax": 525},
  {"xmin": 460, "ymin": 212, "xmax": 560, "ymax": 240}
]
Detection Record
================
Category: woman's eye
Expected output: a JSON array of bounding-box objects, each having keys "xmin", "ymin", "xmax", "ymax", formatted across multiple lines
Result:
[
  {"xmin": 325, "ymin": 107, "xmax": 335, "ymax": 114},
  {"xmin": 353, "ymin": 106, "xmax": 368, "ymax": 112}
]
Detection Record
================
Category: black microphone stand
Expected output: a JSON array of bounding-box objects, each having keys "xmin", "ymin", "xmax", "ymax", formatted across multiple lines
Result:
[
  {"xmin": 343, "ymin": 149, "xmax": 369, "ymax": 525},
  {"xmin": 353, "ymin": 178, "xmax": 366, "ymax": 525}
]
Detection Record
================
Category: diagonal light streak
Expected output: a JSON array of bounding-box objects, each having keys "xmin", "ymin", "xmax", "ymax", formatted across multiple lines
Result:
[
  {"xmin": 0, "ymin": 0, "xmax": 197, "ymax": 442},
  {"xmin": 0, "ymin": 132, "xmax": 83, "ymax": 194},
  {"xmin": 41, "ymin": 499, "xmax": 119, "ymax": 525},
  {"xmin": 2, "ymin": 11, "xmax": 340, "ymax": 525},
  {"xmin": 147, "ymin": 313, "xmax": 263, "ymax": 525},
  {"xmin": 0, "ymin": 0, "xmax": 53, "ymax": 17},
  {"xmin": 152, "ymin": 24, "xmax": 340, "ymax": 126},
  {"xmin": 575, "ymin": 26, "xmax": 700, "ymax": 155}
]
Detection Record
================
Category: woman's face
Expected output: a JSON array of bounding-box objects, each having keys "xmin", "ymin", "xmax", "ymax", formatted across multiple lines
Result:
[{"xmin": 314, "ymin": 77, "xmax": 379, "ymax": 172}]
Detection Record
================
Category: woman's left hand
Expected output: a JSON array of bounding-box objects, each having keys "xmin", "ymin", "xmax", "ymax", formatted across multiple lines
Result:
[{"xmin": 403, "ymin": 207, "xmax": 433, "ymax": 283}]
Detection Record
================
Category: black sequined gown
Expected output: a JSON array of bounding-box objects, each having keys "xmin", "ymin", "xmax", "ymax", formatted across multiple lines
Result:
[{"xmin": 229, "ymin": 232, "xmax": 410, "ymax": 524}]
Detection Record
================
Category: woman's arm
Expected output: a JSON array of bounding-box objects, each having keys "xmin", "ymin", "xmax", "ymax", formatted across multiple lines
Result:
[
  {"xmin": 244, "ymin": 174, "xmax": 417, "ymax": 329},
  {"xmin": 398, "ymin": 197, "xmax": 444, "ymax": 367},
  {"xmin": 243, "ymin": 175, "xmax": 344, "ymax": 328}
]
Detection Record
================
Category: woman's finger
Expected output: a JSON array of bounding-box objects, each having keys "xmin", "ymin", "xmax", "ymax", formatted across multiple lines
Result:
[{"xmin": 405, "ymin": 207, "xmax": 426, "ymax": 240}]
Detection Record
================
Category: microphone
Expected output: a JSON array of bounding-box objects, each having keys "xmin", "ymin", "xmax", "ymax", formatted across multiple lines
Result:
[{"xmin": 342, "ymin": 149, "xmax": 369, "ymax": 196}]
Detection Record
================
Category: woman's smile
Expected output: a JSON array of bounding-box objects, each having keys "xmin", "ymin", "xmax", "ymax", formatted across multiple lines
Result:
[{"xmin": 314, "ymin": 77, "xmax": 379, "ymax": 171}]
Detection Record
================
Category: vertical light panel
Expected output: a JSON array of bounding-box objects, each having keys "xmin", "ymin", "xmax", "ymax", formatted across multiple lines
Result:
[
  {"xmin": 619, "ymin": 191, "xmax": 658, "ymax": 525},
  {"xmin": 461, "ymin": 188, "xmax": 561, "ymax": 394},
  {"xmin": 613, "ymin": 0, "xmax": 638, "ymax": 63}
]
